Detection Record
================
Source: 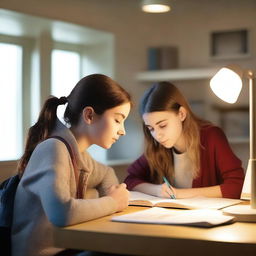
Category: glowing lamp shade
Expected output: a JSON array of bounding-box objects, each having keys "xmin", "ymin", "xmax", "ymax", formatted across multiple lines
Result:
[
  {"xmin": 210, "ymin": 67, "xmax": 243, "ymax": 104},
  {"xmin": 142, "ymin": 0, "xmax": 171, "ymax": 13},
  {"xmin": 210, "ymin": 65, "xmax": 256, "ymax": 222}
]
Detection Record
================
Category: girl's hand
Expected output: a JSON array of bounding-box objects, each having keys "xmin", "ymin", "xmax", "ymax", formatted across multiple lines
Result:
[
  {"xmin": 155, "ymin": 183, "xmax": 177, "ymax": 199},
  {"xmin": 107, "ymin": 183, "xmax": 129, "ymax": 212}
]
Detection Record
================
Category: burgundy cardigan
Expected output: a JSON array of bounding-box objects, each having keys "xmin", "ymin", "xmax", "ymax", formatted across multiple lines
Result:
[{"xmin": 124, "ymin": 125, "xmax": 245, "ymax": 199}]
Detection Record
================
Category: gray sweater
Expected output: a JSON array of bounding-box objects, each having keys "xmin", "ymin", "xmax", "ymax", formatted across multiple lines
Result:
[{"xmin": 12, "ymin": 120, "xmax": 118, "ymax": 256}]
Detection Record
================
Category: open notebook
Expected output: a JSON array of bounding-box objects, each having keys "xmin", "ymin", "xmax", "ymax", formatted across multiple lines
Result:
[
  {"xmin": 112, "ymin": 207, "xmax": 235, "ymax": 227},
  {"xmin": 129, "ymin": 191, "xmax": 241, "ymax": 210}
]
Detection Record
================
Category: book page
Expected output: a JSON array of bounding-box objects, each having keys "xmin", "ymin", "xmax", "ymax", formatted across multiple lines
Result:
[
  {"xmin": 156, "ymin": 196, "xmax": 242, "ymax": 210},
  {"xmin": 129, "ymin": 191, "xmax": 241, "ymax": 210},
  {"xmin": 129, "ymin": 191, "xmax": 175, "ymax": 207},
  {"xmin": 112, "ymin": 207, "xmax": 235, "ymax": 227}
]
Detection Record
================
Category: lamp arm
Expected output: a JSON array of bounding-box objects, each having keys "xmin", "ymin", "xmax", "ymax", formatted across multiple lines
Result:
[
  {"xmin": 248, "ymin": 71, "xmax": 256, "ymax": 159},
  {"xmin": 247, "ymin": 70, "xmax": 256, "ymax": 208}
]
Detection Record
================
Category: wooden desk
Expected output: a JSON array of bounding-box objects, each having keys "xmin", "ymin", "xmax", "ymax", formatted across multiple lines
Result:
[{"xmin": 53, "ymin": 206, "xmax": 256, "ymax": 256}]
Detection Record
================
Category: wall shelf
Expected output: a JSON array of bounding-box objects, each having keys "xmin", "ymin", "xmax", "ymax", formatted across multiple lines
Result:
[
  {"xmin": 105, "ymin": 158, "xmax": 134, "ymax": 166},
  {"xmin": 228, "ymin": 137, "xmax": 249, "ymax": 144},
  {"xmin": 136, "ymin": 67, "xmax": 219, "ymax": 82}
]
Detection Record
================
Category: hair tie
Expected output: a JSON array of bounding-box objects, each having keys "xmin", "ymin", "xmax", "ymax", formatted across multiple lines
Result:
[{"xmin": 58, "ymin": 96, "xmax": 68, "ymax": 105}]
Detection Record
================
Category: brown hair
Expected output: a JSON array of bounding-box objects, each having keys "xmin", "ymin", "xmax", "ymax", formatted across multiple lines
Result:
[
  {"xmin": 140, "ymin": 82, "xmax": 209, "ymax": 184},
  {"xmin": 18, "ymin": 74, "xmax": 131, "ymax": 176}
]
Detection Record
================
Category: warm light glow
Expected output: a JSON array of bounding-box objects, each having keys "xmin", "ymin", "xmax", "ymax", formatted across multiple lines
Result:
[
  {"xmin": 210, "ymin": 67, "xmax": 243, "ymax": 103},
  {"xmin": 0, "ymin": 43, "xmax": 22, "ymax": 160},
  {"xmin": 142, "ymin": 4, "xmax": 171, "ymax": 13}
]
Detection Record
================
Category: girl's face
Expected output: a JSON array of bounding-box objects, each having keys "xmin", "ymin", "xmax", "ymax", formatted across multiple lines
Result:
[
  {"xmin": 91, "ymin": 102, "xmax": 131, "ymax": 149},
  {"xmin": 143, "ymin": 108, "xmax": 186, "ymax": 152}
]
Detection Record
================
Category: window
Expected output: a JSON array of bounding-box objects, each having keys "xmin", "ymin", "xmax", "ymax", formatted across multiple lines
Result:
[
  {"xmin": 0, "ymin": 43, "xmax": 22, "ymax": 160},
  {"xmin": 0, "ymin": 9, "xmax": 115, "ymax": 169},
  {"xmin": 51, "ymin": 49, "xmax": 81, "ymax": 122},
  {"xmin": 51, "ymin": 49, "xmax": 81, "ymax": 97}
]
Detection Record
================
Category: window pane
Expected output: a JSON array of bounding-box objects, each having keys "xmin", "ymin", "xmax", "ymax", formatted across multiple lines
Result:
[
  {"xmin": 51, "ymin": 49, "xmax": 80, "ymax": 122},
  {"xmin": 0, "ymin": 43, "xmax": 22, "ymax": 160},
  {"xmin": 51, "ymin": 49, "xmax": 80, "ymax": 97}
]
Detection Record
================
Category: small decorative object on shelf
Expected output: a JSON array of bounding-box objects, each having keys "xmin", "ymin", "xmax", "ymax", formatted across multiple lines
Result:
[
  {"xmin": 147, "ymin": 46, "xmax": 178, "ymax": 70},
  {"xmin": 210, "ymin": 29, "xmax": 249, "ymax": 59}
]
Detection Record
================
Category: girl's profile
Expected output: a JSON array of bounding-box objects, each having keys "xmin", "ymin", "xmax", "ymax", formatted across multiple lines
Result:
[{"xmin": 12, "ymin": 74, "xmax": 131, "ymax": 256}]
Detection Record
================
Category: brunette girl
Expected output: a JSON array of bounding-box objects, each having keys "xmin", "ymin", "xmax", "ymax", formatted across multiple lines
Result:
[
  {"xmin": 125, "ymin": 82, "xmax": 244, "ymax": 199},
  {"xmin": 12, "ymin": 74, "xmax": 131, "ymax": 256}
]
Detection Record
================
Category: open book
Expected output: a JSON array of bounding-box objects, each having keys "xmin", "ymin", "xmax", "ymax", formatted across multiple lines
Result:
[
  {"xmin": 112, "ymin": 207, "xmax": 235, "ymax": 227},
  {"xmin": 129, "ymin": 191, "xmax": 241, "ymax": 210}
]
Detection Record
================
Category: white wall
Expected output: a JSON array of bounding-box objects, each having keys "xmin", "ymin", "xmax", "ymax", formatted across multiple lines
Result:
[
  {"xmin": 1, "ymin": 0, "xmax": 255, "ymax": 102},
  {"xmin": 1, "ymin": 0, "xmax": 255, "ymax": 170}
]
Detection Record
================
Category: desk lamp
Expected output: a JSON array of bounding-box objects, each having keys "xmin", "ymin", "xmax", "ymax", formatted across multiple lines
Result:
[{"xmin": 210, "ymin": 65, "xmax": 256, "ymax": 222}]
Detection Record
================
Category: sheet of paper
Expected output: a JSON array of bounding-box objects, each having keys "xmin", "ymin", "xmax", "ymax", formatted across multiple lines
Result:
[
  {"xmin": 112, "ymin": 207, "xmax": 235, "ymax": 227},
  {"xmin": 174, "ymin": 197, "xmax": 241, "ymax": 209}
]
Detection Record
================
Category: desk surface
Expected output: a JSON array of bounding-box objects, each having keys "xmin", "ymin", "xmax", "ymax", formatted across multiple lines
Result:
[{"xmin": 53, "ymin": 206, "xmax": 256, "ymax": 256}]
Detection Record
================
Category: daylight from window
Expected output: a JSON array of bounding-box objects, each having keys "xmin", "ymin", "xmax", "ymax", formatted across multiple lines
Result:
[
  {"xmin": 51, "ymin": 49, "xmax": 80, "ymax": 122},
  {"xmin": 51, "ymin": 49, "xmax": 80, "ymax": 97},
  {"xmin": 0, "ymin": 43, "xmax": 22, "ymax": 160}
]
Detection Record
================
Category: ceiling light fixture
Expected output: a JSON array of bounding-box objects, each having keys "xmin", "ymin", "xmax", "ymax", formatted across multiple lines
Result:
[{"xmin": 142, "ymin": 0, "xmax": 171, "ymax": 13}]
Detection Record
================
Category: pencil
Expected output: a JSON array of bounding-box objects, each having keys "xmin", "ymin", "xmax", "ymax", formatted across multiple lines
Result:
[{"xmin": 163, "ymin": 176, "xmax": 176, "ymax": 199}]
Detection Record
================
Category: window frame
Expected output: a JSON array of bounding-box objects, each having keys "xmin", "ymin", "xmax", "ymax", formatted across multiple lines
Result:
[
  {"xmin": 51, "ymin": 41, "xmax": 84, "ymax": 95},
  {"xmin": 0, "ymin": 10, "xmax": 115, "ymax": 180},
  {"xmin": 0, "ymin": 34, "xmax": 34, "ymax": 177}
]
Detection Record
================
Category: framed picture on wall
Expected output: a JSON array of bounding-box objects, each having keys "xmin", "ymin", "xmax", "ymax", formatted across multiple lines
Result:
[{"xmin": 210, "ymin": 29, "xmax": 250, "ymax": 60}]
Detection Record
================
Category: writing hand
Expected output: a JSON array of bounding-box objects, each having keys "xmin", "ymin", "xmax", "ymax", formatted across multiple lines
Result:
[
  {"xmin": 161, "ymin": 183, "xmax": 176, "ymax": 199},
  {"xmin": 163, "ymin": 177, "xmax": 176, "ymax": 199}
]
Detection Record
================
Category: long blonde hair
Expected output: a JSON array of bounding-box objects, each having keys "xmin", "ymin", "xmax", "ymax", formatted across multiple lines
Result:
[{"xmin": 140, "ymin": 82, "xmax": 209, "ymax": 184}]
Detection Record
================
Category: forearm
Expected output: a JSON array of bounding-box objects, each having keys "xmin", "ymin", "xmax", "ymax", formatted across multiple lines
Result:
[
  {"xmin": 133, "ymin": 183, "xmax": 223, "ymax": 199},
  {"xmin": 132, "ymin": 183, "xmax": 162, "ymax": 197},
  {"xmin": 99, "ymin": 168, "xmax": 119, "ymax": 195},
  {"xmin": 174, "ymin": 185, "xmax": 222, "ymax": 199}
]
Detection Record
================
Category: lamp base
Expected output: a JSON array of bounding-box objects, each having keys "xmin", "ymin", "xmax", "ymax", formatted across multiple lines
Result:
[{"xmin": 222, "ymin": 205, "xmax": 256, "ymax": 222}]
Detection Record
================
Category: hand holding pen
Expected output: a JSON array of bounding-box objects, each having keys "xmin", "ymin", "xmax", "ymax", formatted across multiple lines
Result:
[{"xmin": 163, "ymin": 176, "xmax": 176, "ymax": 199}]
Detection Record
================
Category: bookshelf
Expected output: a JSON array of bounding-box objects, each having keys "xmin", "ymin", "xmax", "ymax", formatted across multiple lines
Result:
[
  {"xmin": 228, "ymin": 137, "xmax": 249, "ymax": 144},
  {"xmin": 135, "ymin": 67, "xmax": 249, "ymax": 144},
  {"xmin": 136, "ymin": 67, "xmax": 219, "ymax": 82},
  {"xmin": 135, "ymin": 67, "xmax": 249, "ymax": 169}
]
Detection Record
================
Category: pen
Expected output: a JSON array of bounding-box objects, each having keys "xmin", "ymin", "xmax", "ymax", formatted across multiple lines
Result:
[{"xmin": 163, "ymin": 176, "xmax": 176, "ymax": 199}]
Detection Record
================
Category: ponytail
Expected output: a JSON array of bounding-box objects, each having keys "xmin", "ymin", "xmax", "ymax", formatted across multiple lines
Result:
[
  {"xmin": 18, "ymin": 96, "xmax": 68, "ymax": 177},
  {"xmin": 18, "ymin": 74, "xmax": 131, "ymax": 177}
]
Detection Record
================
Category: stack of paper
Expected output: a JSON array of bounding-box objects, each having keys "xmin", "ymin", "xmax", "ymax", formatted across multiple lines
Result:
[{"xmin": 112, "ymin": 207, "xmax": 235, "ymax": 227}]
